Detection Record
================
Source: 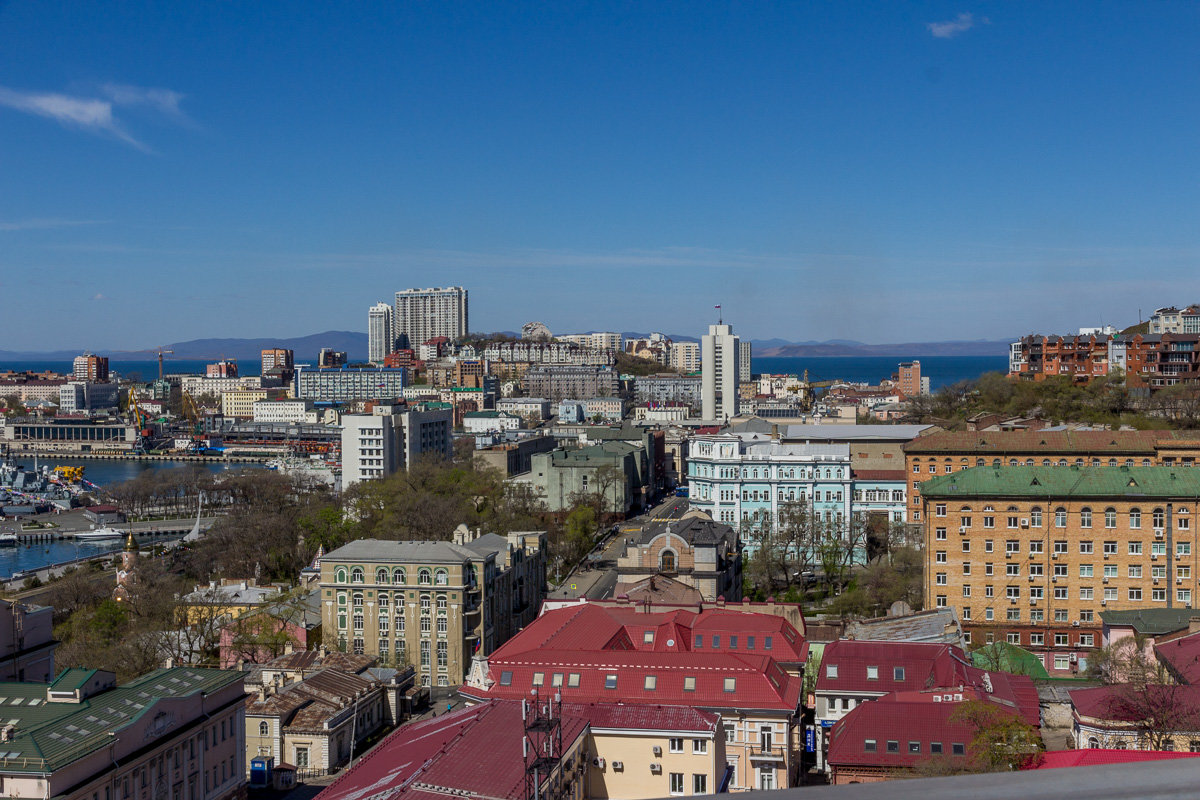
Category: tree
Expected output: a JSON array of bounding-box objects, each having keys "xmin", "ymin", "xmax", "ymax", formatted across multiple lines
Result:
[
  {"xmin": 1085, "ymin": 634, "xmax": 1167, "ymax": 686},
  {"xmin": 1099, "ymin": 684, "xmax": 1200, "ymax": 751},
  {"xmin": 950, "ymin": 700, "xmax": 1043, "ymax": 772}
]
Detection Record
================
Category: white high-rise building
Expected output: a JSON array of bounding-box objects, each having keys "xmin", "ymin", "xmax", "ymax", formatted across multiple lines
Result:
[
  {"xmin": 341, "ymin": 404, "xmax": 453, "ymax": 488},
  {"xmin": 701, "ymin": 323, "xmax": 741, "ymax": 422},
  {"xmin": 368, "ymin": 302, "xmax": 394, "ymax": 364},
  {"xmin": 393, "ymin": 287, "xmax": 468, "ymax": 349}
]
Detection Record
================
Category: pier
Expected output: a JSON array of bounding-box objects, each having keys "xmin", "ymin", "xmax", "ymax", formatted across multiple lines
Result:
[{"xmin": 5, "ymin": 448, "xmax": 268, "ymax": 463}]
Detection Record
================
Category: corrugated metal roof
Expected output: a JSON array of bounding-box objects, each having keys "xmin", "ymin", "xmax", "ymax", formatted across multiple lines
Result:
[
  {"xmin": 904, "ymin": 430, "xmax": 1191, "ymax": 455},
  {"xmin": 919, "ymin": 465, "xmax": 1200, "ymax": 499}
]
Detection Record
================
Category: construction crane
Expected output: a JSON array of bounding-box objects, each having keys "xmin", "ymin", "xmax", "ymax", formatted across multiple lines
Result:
[{"xmin": 123, "ymin": 347, "xmax": 175, "ymax": 381}]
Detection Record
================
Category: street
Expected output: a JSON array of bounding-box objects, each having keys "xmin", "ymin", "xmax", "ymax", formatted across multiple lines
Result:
[{"xmin": 548, "ymin": 495, "xmax": 690, "ymax": 601}]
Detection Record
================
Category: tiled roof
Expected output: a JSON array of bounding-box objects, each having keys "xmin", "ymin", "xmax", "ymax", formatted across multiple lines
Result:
[
  {"xmin": 1155, "ymin": 631, "xmax": 1200, "ymax": 683},
  {"xmin": 903, "ymin": 430, "xmax": 1188, "ymax": 455},
  {"xmin": 566, "ymin": 702, "xmax": 719, "ymax": 732},
  {"xmin": 1031, "ymin": 750, "xmax": 1200, "ymax": 769},
  {"xmin": 919, "ymin": 465, "xmax": 1200, "ymax": 499},
  {"xmin": 843, "ymin": 609, "xmax": 964, "ymax": 647},
  {"xmin": 634, "ymin": 514, "xmax": 737, "ymax": 547},
  {"xmin": 469, "ymin": 603, "xmax": 805, "ymax": 710}
]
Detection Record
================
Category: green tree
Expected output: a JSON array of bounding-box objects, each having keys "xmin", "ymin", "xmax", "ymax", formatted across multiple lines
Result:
[{"xmin": 950, "ymin": 699, "xmax": 1043, "ymax": 772}]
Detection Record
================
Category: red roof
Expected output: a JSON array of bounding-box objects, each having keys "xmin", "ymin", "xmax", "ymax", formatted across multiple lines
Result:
[
  {"xmin": 1070, "ymin": 684, "xmax": 1200, "ymax": 727},
  {"xmin": 827, "ymin": 695, "xmax": 981, "ymax": 769},
  {"xmin": 467, "ymin": 603, "xmax": 805, "ymax": 710},
  {"xmin": 816, "ymin": 639, "xmax": 1039, "ymax": 726},
  {"xmin": 1030, "ymin": 750, "xmax": 1200, "ymax": 770},
  {"xmin": 1155, "ymin": 630, "xmax": 1200, "ymax": 683},
  {"xmin": 315, "ymin": 700, "xmax": 717, "ymax": 800}
]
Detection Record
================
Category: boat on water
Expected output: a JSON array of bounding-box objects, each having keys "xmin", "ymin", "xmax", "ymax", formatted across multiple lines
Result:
[
  {"xmin": 75, "ymin": 527, "xmax": 126, "ymax": 541},
  {"xmin": 0, "ymin": 533, "xmax": 16, "ymax": 547}
]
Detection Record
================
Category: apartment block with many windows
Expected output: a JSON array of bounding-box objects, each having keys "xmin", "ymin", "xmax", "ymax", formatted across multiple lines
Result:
[{"xmin": 920, "ymin": 465, "xmax": 1200, "ymax": 676}]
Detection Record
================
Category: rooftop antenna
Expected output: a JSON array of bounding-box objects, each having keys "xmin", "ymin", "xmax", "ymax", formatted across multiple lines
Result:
[{"xmin": 715, "ymin": 304, "xmax": 723, "ymax": 325}]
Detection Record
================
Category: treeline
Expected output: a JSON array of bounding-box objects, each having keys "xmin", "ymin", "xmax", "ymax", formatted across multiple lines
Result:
[{"xmin": 899, "ymin": 372, "xmax": 1200, "ymax": 430}]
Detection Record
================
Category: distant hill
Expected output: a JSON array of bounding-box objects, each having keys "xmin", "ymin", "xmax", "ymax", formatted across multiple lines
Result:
[
  {"xmin": 0, "ymin": 331, "xmax": 370, "ymax": 363},
  {"xmin": 0, "ymin": 332, "xmax": 1011, "ymax": 363}
]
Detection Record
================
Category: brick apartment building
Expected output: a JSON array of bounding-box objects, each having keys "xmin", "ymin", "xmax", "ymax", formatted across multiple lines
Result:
[{"xmin": 920, "ymin": 465, "xmax": 1200, "ymax": 676}]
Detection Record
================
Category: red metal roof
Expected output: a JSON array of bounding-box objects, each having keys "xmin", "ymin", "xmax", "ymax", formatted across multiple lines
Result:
[
  {"xmin": 1155, "ymin": 630, "xmax": 1200, "ymax": 684},
  {"xmin": 315, "ymin": 700, "xmax": 720, "ymax": 800},
  {"xmin": 817, "ymin": 639, "xmax": 1039, "ymax": 726},
  {"xmin": 471, "ymin": 603, "xmax": 805, "ymax": 710},
  {"xmin": 827, "ymin": 696, "xmax": 981, "ymax": 769},
  {"xmin": 1070, "ymin": 684, "xmax": 1200, "ymax": 727},
  {"xmin": 1030, "ymin": 750, "xmax": 1200, "ymax": 770}
]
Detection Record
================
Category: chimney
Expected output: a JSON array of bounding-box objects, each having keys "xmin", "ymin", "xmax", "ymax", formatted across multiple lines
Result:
[
  {"xmin": 716, "ymin": 595, "xmax": 726, "ymax": 608},
  {"xmin": 771, "ymin": 424, "xmax": 779, "ymax": 440}
]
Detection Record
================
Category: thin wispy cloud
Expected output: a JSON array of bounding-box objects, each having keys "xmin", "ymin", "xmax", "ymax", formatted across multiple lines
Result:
[
  {"xmin": 0, "ymin": 218, "xmax": 106, "ymax": 232},
  {"xmin": 928, "ymin": 12, "xmax": 978, "ymax": 39},
  {"xmin": 0, "ymin": 82, "xmax": 192, "ymax": 151}
]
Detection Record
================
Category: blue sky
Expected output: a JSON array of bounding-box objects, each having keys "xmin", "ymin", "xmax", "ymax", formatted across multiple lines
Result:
[{"xmin": 2, "ymin": 2, "xmax": 1197, "ymax": 350}]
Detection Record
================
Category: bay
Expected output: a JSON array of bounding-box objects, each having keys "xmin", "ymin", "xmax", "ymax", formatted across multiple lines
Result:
[{"xmin": 751, "ymin": 354, "xmax": 1008, "ymax": 390}]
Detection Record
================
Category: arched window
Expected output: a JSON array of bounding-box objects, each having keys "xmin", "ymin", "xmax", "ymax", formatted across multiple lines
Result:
[
  {"xmin": 378, "ymin": 593, "xmax": 389, "ymax": 609},
  {"xmin": 1030, "ymin": 507, "xmax": 1043, "ymax": 528},
  {"xmin": 350, "ymin": 567, "xmax": 364, "ymax": 584},
  {"xmin": 1055, "ymin": 507, "xmax": 1067, "ymax": 528},
  {"xmin": 660, "ymin": 549, "xmax": 677, "ymax": 572},
  {"xmin": 335, "ymin": 568, "xmax": 348, "ymax": 584},
  {"xmin": 337, "ymin": 592, "xmax": 346, "ymax": 606},
  {"xmin": 1080, "ymin": 507, "xmax": 1092, "ymax": 528},
  {"xmin": 1154, "ymin": 508, "xmax": 1166, "ymax": 528},
  {"xmin": 1104, "ymin": 508, "xmax": 1117, "ymax": 529},
  {"xmin": 419, "ymin": 568, "xmax": 432, "ymax": 585},
  {"xmin": 435, "ymin": 569, "xmax": 449, "ymax": 586},
  {"xmin": 1115, "ymin": 741, "xmax": 1127, "ymax": 750},
  {"xmin": 1130, "ymin": 508, "xmax": 1142, "ymax": 529},
  {"xmin": 353, "ymin": 592, "xmax": 363, "ymax": 607},
  {"xmin": 259, "ymin": 721, "xmax": 269, "ymax": 736},
  {"xmin": 376, "ymin": 568, "xmax": 389, "ymax": 584},
  {"xmin": 1087, "ymin": 736, "xmax": 1099, "ymax": 749},
  {"xmin": 393, "ymin": 567, "xmax": 406, "ymax": 584}
]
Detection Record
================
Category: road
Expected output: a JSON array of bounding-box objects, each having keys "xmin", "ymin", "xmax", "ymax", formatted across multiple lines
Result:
[{"xmin": 549, "ymin": 495, "xmax": 690, "ymax": 602}]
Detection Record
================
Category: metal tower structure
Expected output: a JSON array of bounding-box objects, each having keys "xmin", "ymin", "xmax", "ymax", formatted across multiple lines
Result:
[{"xmin": 523, "ymin": 690, "xmax": 565, "ymax": 800}]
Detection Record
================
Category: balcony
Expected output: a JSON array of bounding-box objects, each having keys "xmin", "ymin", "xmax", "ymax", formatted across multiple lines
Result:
[{"xmin": 748, "ymin": 744, "xmax": 786, "ymax": 761}]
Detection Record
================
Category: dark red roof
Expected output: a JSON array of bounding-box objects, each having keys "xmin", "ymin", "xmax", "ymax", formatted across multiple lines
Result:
[
  {"xmin": 817, "ymin": 639, "xmax": 1039, "ymax": 726},
  {"xmin": 1155, "ymin": 630, "xmax": 1200, "ymax": 683},
  {"xmin": 1030, "ymin": 750, "xmax": 1200, "ymax": 770},
  {"xmin": 1070, "ymin": 684, "xmax": 1200, "ymax": 727},
  {"xmin": 467, "ymin": 603, "xmax": 805, "ymax": 710},
  {"xmin": 827, "ymin": 695, "xmax": 981, "ymax": 769},
  {"xmin": 315, "ymin": 700, "xmax": 717, "ymax": 800}
]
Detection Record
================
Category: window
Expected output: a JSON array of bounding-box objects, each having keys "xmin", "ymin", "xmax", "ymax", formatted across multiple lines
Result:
[
  {"xmin": 1030, "ymin": 541, "xmax": 1044, "ymax": 554},
  {"xmin": 1154, "ymin": 588, "xmax": 1167, "ymax": 601},
  {"xmin": 935, "ymin": 527, "xmax": 947, "ymax": 540},
  {"xmin": 1080, "ymin": 508, "xmax": 1092, "ymax": 528},
  {"xmin": 1055, "ymin": 508, "xmax": 1067, "ymax": 528},
  {"xmin": 1054, "ymin": 655, "xmax": 1070, "ymax": 670},
  {"xmin": 350, "ymin": 567, "xmax": 364, "ymax": 584},
  {"xmin": 864, "ymin": 739, "xmax": 877, "ymax": 752},
  {"xmin": 936, "ymin": 503, "xmax": 946, "ymax": 516},
  {"xmin": 1006, "ymin": 564, "xmax": 1020, "ymax": 577},
  {"xmin": 1181, "ymin": 590, "xmax": 1193, "ymax": 604},
  {"xmin": 952, "ymin": 743, "xmax": 965, "ymax": 756},
  {"xmin": 1104, "ymin": 588, "xmax": 1118, "ymax": 601},
  {"xmin": 866, "ymin": 666, "xmax": 879, "ymax": 680},
  {"xmin": 1053, "ymin": 540, "xmax": 1068, "ymax": 554},
  {"xmin": 693, "ymin": 739, "xmax": 707, "ymax": 754},
  {"xmin": 1030, "ymin": 633, "xmax": 1044, "ymax": 646},
  {"xmin": 552, "ymin": 673, "xmax": 564, "ymax": 687},
  {"xmin": 418, "ymin": 568, "xmax": 431, "ymax": 585},
  {"xmin": 1180, "ymin": 542, "xmax": 1192, "ymax": 557},
  {"xmin": 644, "ymin": 675, "xmax": 657, "ymax": 690},
  {"xmin": 669, "ymin": 738, "xmax": 684, "ymax": 753},
  {"xmin": 931, "ymin": 742, "xmax": 943, "ymax": 754},
  {"xmin": 644, "ymin": 630, "xmax": 655, "ymax": 644},
  {"xmin": 1080, "ymin": 634, "xmax": 1095, "ymax": 647},
  {"xmin": 1006, "ymin": 540, "xmax": 1019, "ymax": 555},
  {"xmin": 1129, "ymin": 565, "xmax": 1143, "ymax": 578},
  {"xmin": 1080, "ymin": 588, "xmax": 1094, "ymax": 600},
  {"xmin": 605, "ymin": 674, "xmax": 618, "ymax": 689},
  {"xmin": 499, "ymin": 671, "xmax": 513, "ymax": 686},
  {"xmin": 684, "ymin": 676, "xmax": 696, "ymax": 691},
  {"xmin": 724, "ymin": 678, "xmax": 736, "ymax": 692},
  {"xmin": 887, "ymin": 740, "xmax": 900, "ymax": 753},
  {"xmin": 909, "ymin": 741, "xmax": 921, "ymax": 753},
  {"xmin": 1129, "ymin": 588, "xmax": 1143, "ymax": 601},
  {"xmin": 1103, "ymin": 541, "xmax": 1118, "ymax": 555},
  {"xmin": 693, "ymin": 775, "xmax": 707, "ymax": 795},
  {"xmin": 258, "ymin": 721, "xmax": 269, "ymax": 736},
  {"xmin": 936, "ymin": 550, "xmax": 947, "ymax": 563},
  {"xmin": 1104, "ymin": 564, "xmax": 1118, "ymax": 578},
  {"xmin": 1080, "ymin": 541, "xmax": 1094, "ymax": 554},
  {"xmin": 376, "ymin": 567, "xmax": 389, "ymax": 584},
  {"xmin": 533, "ymin": 672, "xmax": 545, "ymax": 686},
  {"xmin": 1105, "ymin": 508, "xmax": 1117, "ymax": 529},
  {"xmin": 669, "ymin": 773, "xmax": 684, "ymax": 795},
  {"xmin": 826, "ymin": 664, "xmax": 838, "ymax": 679},
  {"xmin": 568, "ymin": 673, "xmax": 581, "ymax": 687},
  {"xmin": 1130, "ymin": 508, "xmax": 1142, "ymax": 529},
  {"xmin": 694, "ymin": 634, "xmax": 703, "ymax": 648},
  {"xmin": 1155, "ymin": 508, "xmax": 1166, "ymax": 528},
  {"xmin": 1129, "ymin": 541, "xmax": 1143, "ymax": 555}
]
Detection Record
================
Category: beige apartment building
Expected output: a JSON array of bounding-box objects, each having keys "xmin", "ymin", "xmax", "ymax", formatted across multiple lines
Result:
[
  {"xmin": 319, "ymin": 526, "xmax": 546, "ymax": 686},
  {"xmin": 904, "ymin": 430, "xmax": 1200, "ymax": 523},
  {"xmin": 921, "ymin": 465, "xmax": 1200, "ymax": 676}
]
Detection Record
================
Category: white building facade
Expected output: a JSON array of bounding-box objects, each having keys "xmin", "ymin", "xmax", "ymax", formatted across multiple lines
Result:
[
  {"xmin": 687, "ymin": 434, "xmax": 853, "ymax": 555},
  {"xmin": 701, "ymin": 323, "xmax": 741, "ymax": 421},
  {"xmin": 393, "ymin": 287, "xmax": 468, "ymax": 348},
  {"xmin": 368, "ymin": 302, "xmax": 395, "ymax": 364},
  {"xmin": 341, "ymin": 405, "xmax": 453, "ymax": 488}
]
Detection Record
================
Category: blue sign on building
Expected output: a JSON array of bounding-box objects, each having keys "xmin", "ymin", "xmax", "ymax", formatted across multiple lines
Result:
[{"xmin": 805, "ymin": 727, "xmax": 816, "ymax": 753}]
